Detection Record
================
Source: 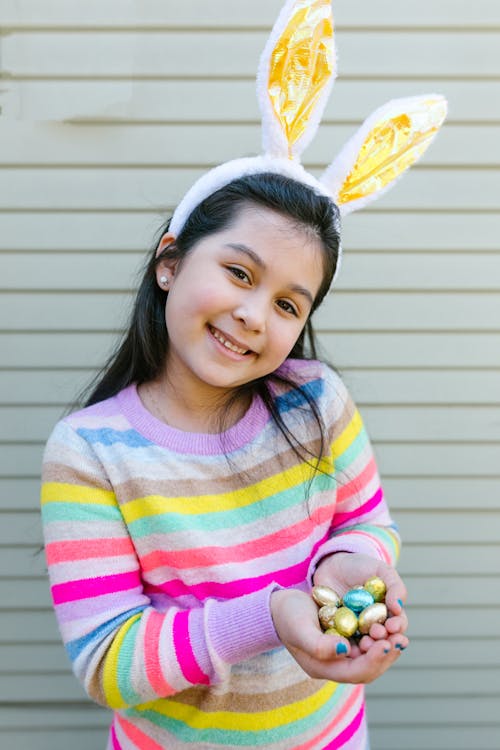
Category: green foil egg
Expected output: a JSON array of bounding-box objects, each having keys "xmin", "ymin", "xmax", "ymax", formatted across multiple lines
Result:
[
  {"xmin": 334, "ymin": 606, "xmax": 358, "ymax": 637},
  {"xmin": 363, "ymin": 577, "xmax": 387, "ymax": 603}
]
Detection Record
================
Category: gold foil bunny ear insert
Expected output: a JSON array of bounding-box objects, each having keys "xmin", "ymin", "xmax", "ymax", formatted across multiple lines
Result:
[
  {"xmin": 258, "ymin": 0, "xmax": 336, "ymax": 160},
  {"xmin": 322, "ymin": 95, "xmax": 448, "ymax": 216}
]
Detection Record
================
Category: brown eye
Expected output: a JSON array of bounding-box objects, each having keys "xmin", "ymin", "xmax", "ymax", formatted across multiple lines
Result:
[
  {"xmin": 277, "ymin": 299, "xmax": 298, "ymax": 317},
  {"xmin": 228, "ymin": 266, "xmax": 251, "ymax": 283}
]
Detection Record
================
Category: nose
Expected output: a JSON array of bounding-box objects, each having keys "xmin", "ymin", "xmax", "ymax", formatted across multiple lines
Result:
[{"xmin": 233, "ymin": 292, "xmax": 268, "ymax": 333}]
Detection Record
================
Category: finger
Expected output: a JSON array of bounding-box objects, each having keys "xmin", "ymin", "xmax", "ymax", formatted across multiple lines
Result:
[
  {"xmin": 321, "ymin": 639, "xmax": 398, "ymax": 684},
  {"xmin": 385, "ymin": 613, "xmax": 408, "ymax": 635}
]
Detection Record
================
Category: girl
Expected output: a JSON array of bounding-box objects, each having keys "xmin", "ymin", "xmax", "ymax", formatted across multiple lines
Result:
[
  {"xmin": 41, "ymin": 172, "xmax": 407, "ymax": 750},
  {"xmin": 41, "ymin": 1, "xmax": 446, "ymax": 746}
]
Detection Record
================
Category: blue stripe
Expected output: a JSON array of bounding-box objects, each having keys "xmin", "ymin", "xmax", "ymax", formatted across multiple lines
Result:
[
  {"xmin": 274, "ymin": 378, "xmax": 324, "ymax": 414},
  {"xmin": 66, "ymin": 606, "xmax": 145, "ymax": 661},
  {"xmin": 76, "ymin": 427, "xmax": 153, "ymax": 448}
]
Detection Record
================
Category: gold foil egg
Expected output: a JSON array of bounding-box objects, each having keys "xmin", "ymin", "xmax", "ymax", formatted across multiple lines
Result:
[
  {"xmin": 334, "ymin": 607, "xmax": 358, "ymax": 637},
  {"xmin": 318, "ymin": 604, "xmax": 338, "ymax": 630},
  {"xmin": 358, "ymin": 603, "xmax": 388, "ymax": 635},
  {"xmin": 312, "ymin": 585, "xmax": 341, "ymax": 608},
  {"xmin": 363, "ymin": 577, "xmax": 387, "ymax": 603},
  {"xmin": 323, "ymin": 626, "xmax": 341, "ymax": 636}
]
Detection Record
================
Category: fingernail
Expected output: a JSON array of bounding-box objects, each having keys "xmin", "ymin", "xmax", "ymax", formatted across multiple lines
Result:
[
  {"xmin": 397, "ymin": 599, "xmax": 404, "ymax": 609},
  {"xmin": 336, "ymin": 643, "xmax": 348, "ymax": 655},
  {"xmin": 395, "ymin": 644, "xmax": 406, "ymax": 651},
  {"xmin": 383, "ymin": 648, "xmax": 391, "ymax": 654}
]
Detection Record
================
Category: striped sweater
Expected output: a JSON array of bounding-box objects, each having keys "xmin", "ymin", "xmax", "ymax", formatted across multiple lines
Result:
[{"xmin": 41, "ymin": 359, "xmax": 400, "ymax": 749}]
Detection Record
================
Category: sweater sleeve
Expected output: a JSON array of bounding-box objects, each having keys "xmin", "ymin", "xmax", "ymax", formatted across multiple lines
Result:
[
  {"xmin": 308, "ymin": 367, "xmax": 401, "ymax": 578},
  {"xmin": 41, "ymin": 420, "xmax": 281, "ymax": 710}
]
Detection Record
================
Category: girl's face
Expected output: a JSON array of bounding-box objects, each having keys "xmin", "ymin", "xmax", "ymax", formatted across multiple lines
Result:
[{"xmin": 157, "ymin": 204, "xmax": 325, "ymax": 404}]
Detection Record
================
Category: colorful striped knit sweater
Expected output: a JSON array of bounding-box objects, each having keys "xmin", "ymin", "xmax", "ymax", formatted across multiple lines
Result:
[{"xmin": 41, "ymin": 359, "xmax": 400, "ymax": 749}]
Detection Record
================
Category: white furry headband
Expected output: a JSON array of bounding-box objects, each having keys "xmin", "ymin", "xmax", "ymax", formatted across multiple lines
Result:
[{"xmin": 169, "ymin": 0, "xmax": 447, "ymax": 283}]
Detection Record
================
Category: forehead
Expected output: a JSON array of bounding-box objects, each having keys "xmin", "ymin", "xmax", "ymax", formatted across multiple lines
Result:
[{"xmin": 221, "ymin": 204, "xmax": 324, "ymax": 266}]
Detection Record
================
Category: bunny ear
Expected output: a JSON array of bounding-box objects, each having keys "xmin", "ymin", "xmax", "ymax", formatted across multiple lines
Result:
[
  {"xmin": 321, "ymin": 95, "xmax": 448, "ymax": 216},
  {"xmin": 257, "ymin": 0, "xmax": 336, "ymax": 161}
]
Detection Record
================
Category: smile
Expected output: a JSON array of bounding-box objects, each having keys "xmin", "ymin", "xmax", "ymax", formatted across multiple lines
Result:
[{"xmin": 209, "ymin": 326, "xmax": 251, "ymax": 355}]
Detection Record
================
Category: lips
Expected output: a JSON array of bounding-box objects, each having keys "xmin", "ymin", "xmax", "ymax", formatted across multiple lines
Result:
[{"xmin": 209, "ymin": 325, "xmax": 252, "ymax": 355}]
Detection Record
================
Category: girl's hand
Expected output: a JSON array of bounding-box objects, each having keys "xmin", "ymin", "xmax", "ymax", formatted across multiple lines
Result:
[
  {"xmin": 313, "ymin": 552, "xmax": 408, "ymax": 647},
  {"xmin": 270, "ymin": 587, "xmax": 408, "ymax": 685}
]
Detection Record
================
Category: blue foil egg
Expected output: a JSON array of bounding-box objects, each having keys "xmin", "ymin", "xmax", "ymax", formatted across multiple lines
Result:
[{"xmin": 343, "ymin": 588, "xmax": 375, "ymax": 613}]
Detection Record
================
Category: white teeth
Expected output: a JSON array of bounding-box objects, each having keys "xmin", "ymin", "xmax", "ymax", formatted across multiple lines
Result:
[{"xmin": 211, "ymin": 327, "xmax": 247, "ymax": 354}]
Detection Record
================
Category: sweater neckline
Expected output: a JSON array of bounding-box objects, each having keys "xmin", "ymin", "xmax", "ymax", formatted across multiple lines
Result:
[{"xmin": 116, "ymin": 383, "xmax": 270, "ymax": 455}]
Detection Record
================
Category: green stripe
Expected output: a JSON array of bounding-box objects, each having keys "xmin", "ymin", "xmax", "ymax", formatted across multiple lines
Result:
[
  {"xmin": 333, "ymin": 427, "xmax": 369, "ymax": 473},
  {"xmin": 41, "ymin": 502, "xmax": 120, "ymax": 523}
]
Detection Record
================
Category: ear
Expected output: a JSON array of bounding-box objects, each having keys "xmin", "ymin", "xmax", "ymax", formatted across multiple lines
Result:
[
  {"xmin": 257, "ymin": 0, "xmax": 336, "ymax": 161},
  {"xmin": 155, "ymin": 232, "xmax": 177, "ymax": 290},
  {"xmin": 320, "ymin": 95, "xmax": 448, "ymax": 216}
]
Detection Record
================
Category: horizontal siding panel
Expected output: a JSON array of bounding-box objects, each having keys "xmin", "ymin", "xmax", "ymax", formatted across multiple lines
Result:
[
  {"xmin": 4, "ymin": 32, "xmax": 500, "ymax": 78},
  {"xmin": 3, "ymin": 80, "xmax": 500, "ymax": 123},
  {"xmin": 367, "ymin": 696, "xmax": 500, "ymax": 725},
  {"xmin": 2, "ymin": 168, "xmax": 497, "ymax": 210},
  {"xmin": 3, "ymin": 0, "xmax": 500, "ymax": 28},
  {"xmin": 2, "ymin": 331, "xmax": 499, "ymax": 369},
  {"xmin": 3, "ymin": 404, "xmax": 500, "ymax": 442},
  {"xmin": 5, "ymin": 369, "xmax": 500, "ymax": 407},
  {"xmin": 3, "ymin": 292, "xmax": 500, "ymax": 332},
  {"xmin": 0, "ymin": 730, "xmax": 107, "ymax": 750},
  {"xmin": 384, "ymin": 477, "xmax": 500, "ymax": 510},
  {"xmin": 3, "ymin": 440, "xmax": 488, "ymax": 477},
  {"xmin": 0, "ymin": 666, "xmax": 497, "ymax": 704},
  {"xmin": 2, "ymin": 476, "xmax": 497, "ymax": 513},
  {"xmin": 0, "ymin": 122, "xmax": 490, "ymax": 167},
  {"xmin": 368, "ymin": 726, "xmax": 500, "ymax": 750},
  {"xmin": 2, "ymin": 211, "xmax": 500, "ymax": 253},
  {"xmin": 5, "ymin": 252, "xmax": 500, "ymax": 292},
  {"xmin": 399, "ymin": 543, "xmax": 500, "ymax": 574},
  {"xmin": 2, "ymin": 573, "xmax": 499, "ymax": 610},
  {"xmin": 0, "ymin": 705, "xmax": 107, "ymax": 730}
]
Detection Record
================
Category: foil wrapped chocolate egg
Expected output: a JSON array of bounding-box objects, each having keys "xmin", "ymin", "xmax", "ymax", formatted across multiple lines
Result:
[
  {"xmin": 358, "ymin": 603, "xmax": 388, "ymax": 634},
  {"xmin": 312, "ymin": 585, "xmax": 341, "ymax": 608},
  {"xmin": 323, "ymin": 626, "xmax": 341, "ymax": 636},
  {"xmin": 334, "ymin": 606, "xmax": 358, "ymax": 637},
  {"xmin": 318, "ymin": 604, "xmax": 338, "ymax": 630},
  {"xmin": 343, "ymin": 588, "xmax": 374, "ymax": 614},
  {"xmin": 363, "ymin": 576, "xmax": 387, "ymax": 603}
]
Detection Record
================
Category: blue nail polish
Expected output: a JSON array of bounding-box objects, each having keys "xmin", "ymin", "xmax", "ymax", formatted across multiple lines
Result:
[
  {"xmin": 395, "ymin": 644, "xmax": 406, "ymax": 651},
  {"xmin": 383, "ymin": 648, "xmax": 390, "ymax": 654},
  {"xmin": 397, "ymin": 599, "xmax": 404, "ymax": 609},
  {"xmin": 336, "ymin": 643, "xmax": 348, "ymax": 655}
]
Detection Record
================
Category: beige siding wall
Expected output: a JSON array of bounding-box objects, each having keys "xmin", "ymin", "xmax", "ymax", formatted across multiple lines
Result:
[{"xmin": 1, "ymin": 1, "xmax": 499, "ymax": 747}]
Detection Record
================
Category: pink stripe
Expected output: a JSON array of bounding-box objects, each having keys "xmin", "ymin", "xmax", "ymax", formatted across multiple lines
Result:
[
  {"xmin": 110, "ymin": 723, "xmax": 122, "ymax": 750},
  {"xmin": 46, "ymin": 537, "xmax": 134, "ymax": 564},
  {"xmin": 140, "ymin": 505, "xmax": 332, "ymax": 573},
  {"xmin": 323, "ymin": 703, "xmax": 365, "ymax": 749},
  {"xmin": 333, "ymin": 488, "xmax": 383, "ymax": 527},
  {"xmin": 52, "ymin": 570, "xmax": 142, "ymax": 604},
  {"xmin": 173, "ymin": 610, "xmax": 210, "ymax": 685},
  {"xmin": 295, "ymin": 685, "xmax": 363, "ymax": 750},
  {"xmin": 144, "ymin": 612, "xmax": 176, "ymax": 697},
  {"xmin": 336, "ymin": 457, "xmax": 377, "ymax": 504},
  {"xmin": 117, "ymin": 715, "xmax": 165, "ymax": 750},
  {"xmin": 147, "ymin": 543, "xmax": 325, "ymax": 601}
]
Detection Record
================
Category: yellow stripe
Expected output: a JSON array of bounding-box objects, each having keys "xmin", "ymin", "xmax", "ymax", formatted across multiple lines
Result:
[
  {"xmin": 121, "ymin": 458, "xmax": 330, "ymax": 523},
  {"xmin": 41, "ymin": 482, "xmax": 116, "ymax": 506},
  {"xmin": 139, "ymin": 680, "xmax": 337, "ymax": 730},
  {"xmin": 331, "ymin": 409, "xmax": 363, "ymax": 458},
  {"xmin": 102, "ymin": 613, "xmax": 142, "ymax": 709}
]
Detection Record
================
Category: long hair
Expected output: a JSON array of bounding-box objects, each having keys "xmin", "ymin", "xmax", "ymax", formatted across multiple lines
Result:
[{"xmin": 81, "ymin": 172, "xmax": 341, "ymax": 469}]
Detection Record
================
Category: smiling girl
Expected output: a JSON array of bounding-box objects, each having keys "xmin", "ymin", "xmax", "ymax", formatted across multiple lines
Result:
[{"xmin": 40, "ymin": 1, "xmax": 447, "ymax": 747}]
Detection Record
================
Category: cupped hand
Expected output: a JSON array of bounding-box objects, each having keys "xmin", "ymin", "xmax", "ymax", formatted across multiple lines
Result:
[
  {"xmin": 270, "ymin": 587, "xmax": 407, "ymax": 685},
  {"xmin": 313, "ymin": 552, "xmax": 409, "ymax": 640}
]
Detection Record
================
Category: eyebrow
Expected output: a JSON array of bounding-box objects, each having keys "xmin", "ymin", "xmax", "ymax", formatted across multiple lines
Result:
[{"xmin": 224, "ymin": 242, "xmax": 315, "ymax": 307}]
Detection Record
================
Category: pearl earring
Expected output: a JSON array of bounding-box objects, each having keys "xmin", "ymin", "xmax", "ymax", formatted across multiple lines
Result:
[{"xmin": 160, "ymin": 275, "xmax": 169, "ymax": 285}]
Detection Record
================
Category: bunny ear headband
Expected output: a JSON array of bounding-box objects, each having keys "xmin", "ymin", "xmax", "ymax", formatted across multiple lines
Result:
[{"xmin": 169, "ymin": 0, "xmax": 447, "ymax": 284}]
